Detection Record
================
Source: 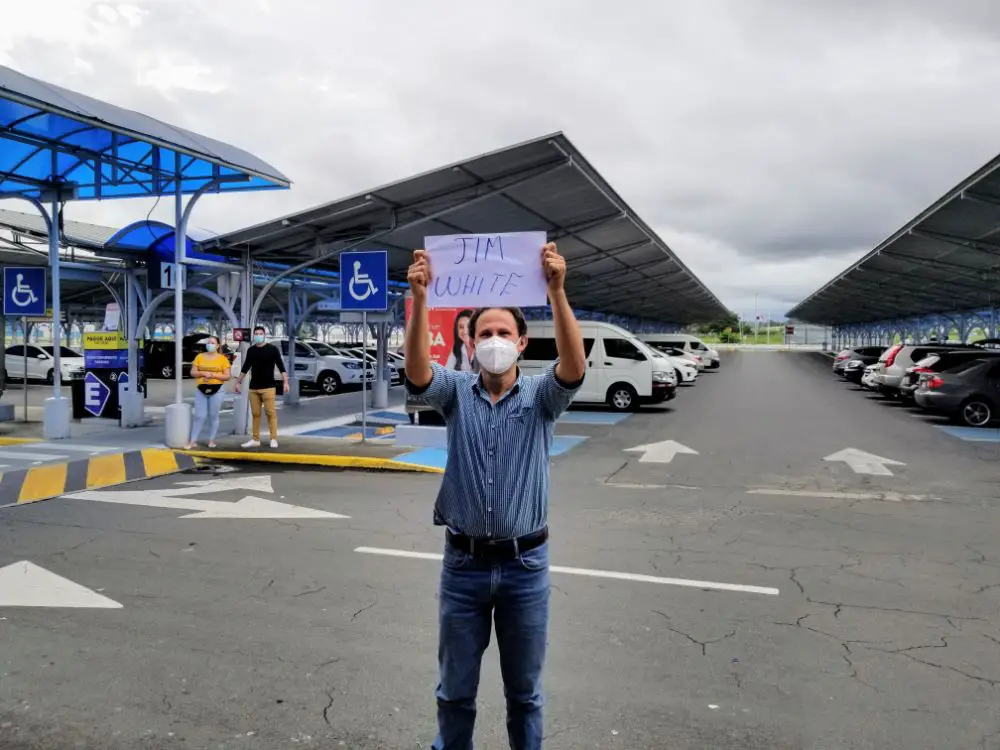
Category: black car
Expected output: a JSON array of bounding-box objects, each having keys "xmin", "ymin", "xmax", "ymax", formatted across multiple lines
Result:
[
  {"xmin": 899, "ymin": 350, "xmax": 1000, "ymax": 401},
  {"xmin": 914, "ymin": 358, "xmax": 1000, "ymax": 426},
  {"xmin": 834, "ymin": 346, "xmax": 885, "ymax": 376},
  {"xmin": 143, "ymin": 334, "xmax": 234, "ymax": 379}
]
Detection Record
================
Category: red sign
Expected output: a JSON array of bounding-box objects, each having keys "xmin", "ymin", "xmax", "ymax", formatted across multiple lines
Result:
[
  {"xmin": 232, "ymin": 328, "xmax": 251, "ymax": 342},
  {"xmin": 785, "ymin": 325, "xmax": 795, "ymax": 336},
  {"xmin": 404, "ymin": 298, "xmax": 479, "ymax": 373}
]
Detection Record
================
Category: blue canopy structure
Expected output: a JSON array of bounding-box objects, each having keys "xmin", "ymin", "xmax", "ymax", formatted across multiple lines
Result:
[
  {"xmin": 0, "ymin": 65, "xmax": 290, "ymax": 199},
  {"xmin": 104, "ymin": 220, "xmax": 227, "ymax": 264},
  {"xmin": 0, "ymin": 65, "xmax": 290, "ymax": 442}
]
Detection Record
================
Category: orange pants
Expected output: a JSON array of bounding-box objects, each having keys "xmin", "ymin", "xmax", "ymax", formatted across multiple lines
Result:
[{"xmin": 249, "ymin": 388, "xmax": 278, "ymax": 440}]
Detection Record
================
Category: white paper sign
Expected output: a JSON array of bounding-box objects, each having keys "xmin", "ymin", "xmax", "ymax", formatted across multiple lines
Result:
[{"xmin": 425, "ymin": 232, "xmax": 549, "ymax": 309}]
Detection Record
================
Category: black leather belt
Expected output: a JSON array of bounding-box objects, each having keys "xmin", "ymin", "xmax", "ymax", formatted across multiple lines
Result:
[{"xmin": 446, "ymin": 526, "xmax": 548, "ymax": 561}]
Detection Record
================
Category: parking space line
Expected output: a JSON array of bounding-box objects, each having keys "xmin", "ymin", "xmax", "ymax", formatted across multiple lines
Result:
[
  {"xmin": 354, "ymin": 547, "xmax": 780, "ymax": 596},
  {"xmin": 746, "ymin": 488, "xmax": 926, "ymax": 502},
  {"xmin": 0, "ymin": 449, "xmax": 69, "ymax": 462}
]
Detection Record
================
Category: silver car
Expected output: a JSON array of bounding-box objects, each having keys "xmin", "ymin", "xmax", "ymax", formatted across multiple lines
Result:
[{"xmin": 872, "ymin": 343, "xmax": 986, "ymax": 398}]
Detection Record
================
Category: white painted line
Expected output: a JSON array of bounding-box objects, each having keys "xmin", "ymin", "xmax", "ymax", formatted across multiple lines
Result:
[
  {"xmin": 604, "ymin": 482, "xmax": 668, "ymax": 489},
  {"xmin": 48, "ymin": 444, "xmax": 127, "ymax": 454},
  {"xmin": 746, "ymin": 488, "xmax": 924, "ymax": 502},
  {"xmin": 354, "ymin": 547, "xmax": 779, "ymax": 596},
  {"xmin": 0, "ymin": 449, "xmax": 69, "ymax": 461}
]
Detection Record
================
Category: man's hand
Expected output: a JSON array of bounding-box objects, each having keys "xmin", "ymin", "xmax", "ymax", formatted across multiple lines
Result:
[
  {"xmin": 542, "ymin": 242, "xmax": 566, "ymax": 292},
  {"xmin": 408, "ymin": 249, "xmax": 431, "ymax": 301}
]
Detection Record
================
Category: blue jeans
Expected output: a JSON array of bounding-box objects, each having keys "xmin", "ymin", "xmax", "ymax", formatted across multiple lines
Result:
[
  {"xmin": 432, "ymin": 539, "xmax": 550, "ymax": 750},
  {"xmin": 190, "ymin": 388, "xmax": 225, "ymax": 443}
]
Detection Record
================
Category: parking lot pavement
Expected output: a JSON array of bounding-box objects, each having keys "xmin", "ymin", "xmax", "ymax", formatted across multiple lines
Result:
[{"xmin": 2, "ymin": 352, "xmax": 999, "ymax": 749}]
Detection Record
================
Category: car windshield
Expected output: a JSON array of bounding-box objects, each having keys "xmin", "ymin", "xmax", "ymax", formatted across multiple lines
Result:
[
  {"xmin": 43, "ymin": 346, "xmax": 80, "ymax": 357},
  {"xmin": 309, "ymin": 342, "xmax": 338, "ymax": 356}
]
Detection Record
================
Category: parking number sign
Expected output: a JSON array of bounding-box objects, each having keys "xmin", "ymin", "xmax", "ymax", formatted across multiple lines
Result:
[{"xmin": 160, "ymin": 262, "xmax": 184, "ymax": 290}]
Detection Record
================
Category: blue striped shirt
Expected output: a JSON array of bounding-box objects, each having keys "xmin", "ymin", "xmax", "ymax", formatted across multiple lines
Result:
[{"xmin": 406, "ymin": 361, "xmax": 582, "ymax": 539}]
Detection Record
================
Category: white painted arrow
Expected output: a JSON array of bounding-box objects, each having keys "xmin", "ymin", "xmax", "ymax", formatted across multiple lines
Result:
[
  {"xmin": 824, "ymin": 448, "xmax": 905, "ymax": 476},
  {"xmin": 67, "ymin": 490, "xmax": 349, "ymax": 519},
  {"xmin": 624, "ymin": 440, "xmax": 699, "ymax": 464},
  {"xmin": 167, "ymin": 474, "xmax": 274, "ymax": 496},
  {"xmin": 0, "ymin": 561, "xmax": 123, "ymax": 608}
]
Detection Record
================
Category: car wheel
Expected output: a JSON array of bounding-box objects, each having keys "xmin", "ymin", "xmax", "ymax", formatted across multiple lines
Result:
[
  {"xmin": 319, "ymin": 371, "xmax": 342, "ymax": 395},
  {"xmin": 607, "ymin": 383, "xmax": 638, "ymax": 412},
  {"xmin": 161, "ymin": 364, "xmax": 173, "ymax": 379},
  {"xmin": 45, "ymin": 369, "xmax": 54, "ymax": 384},
  {"xmin": 958, "ymin": 398, "xmax": 993, "ymax": 428}
]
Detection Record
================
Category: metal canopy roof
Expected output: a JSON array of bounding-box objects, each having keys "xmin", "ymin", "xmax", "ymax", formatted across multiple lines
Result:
[
  {"xmin": 0, "ymin": 209, "xmax": 345, "ymax": 317},
  {"xmin": 788, "ymin": 154, "xmax": 1000, "ymax": 326},
  {"xmin": 200, "ymin": 132, "xmax": 729, "ymax": 324},
  {"xmin": 0, "ymin": 65, "xmax": 289, "ymax": 200}
]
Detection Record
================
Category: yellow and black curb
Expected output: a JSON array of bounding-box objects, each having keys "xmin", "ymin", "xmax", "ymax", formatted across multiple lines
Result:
[
  {"xmin": 0, "ymin": 448, "xmax": 198, "ymax": 508},
  {"xmin": 180, "ymin": 448, "xmax": 444, "ymax": 474}
]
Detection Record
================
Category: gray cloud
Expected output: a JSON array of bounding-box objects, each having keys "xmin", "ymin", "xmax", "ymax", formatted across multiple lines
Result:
[{"xmin": 4, "ymin": 0, "xmax": 1000, "ymax": 322}]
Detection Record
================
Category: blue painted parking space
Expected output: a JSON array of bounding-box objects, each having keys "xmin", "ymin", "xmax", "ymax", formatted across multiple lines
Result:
[
  {"xmin": 301, "ymin": 425, "xmax": 395, "ymax": 439},
  {"xmin": 395, "ymin": 434, "xmax": 590, "ymax": 470},
  {"xmin": 936, "ymin": 426, "xmax": 1000, "ymax": 443},
  {"xmin": 558, "ymin": 411, "xmax": 631, "ymax": 425}
]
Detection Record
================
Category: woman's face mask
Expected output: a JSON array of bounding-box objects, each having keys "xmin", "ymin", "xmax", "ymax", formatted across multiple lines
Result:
[
  {"xmin": 475, "ymin": 336, "xmax": 520, "ymax": 375},
  {"xmin": 206, "ymin": 343, "xmax": 217, "ymax": 353}
]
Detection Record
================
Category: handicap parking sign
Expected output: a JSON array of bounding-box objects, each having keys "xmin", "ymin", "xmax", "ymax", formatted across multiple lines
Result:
[
  {"xmin": 340, "ymin": 251, "xmax": 388, "ymax": 312},
  {"xmin": 3, "ymin": 267, "xmax": 47, "ymax": 317}
]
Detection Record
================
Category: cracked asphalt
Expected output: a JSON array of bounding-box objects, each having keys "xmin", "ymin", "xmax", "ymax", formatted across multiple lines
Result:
[{"xmin": 1, "ymin": 351, "xmax": 998, "ymax": 749}]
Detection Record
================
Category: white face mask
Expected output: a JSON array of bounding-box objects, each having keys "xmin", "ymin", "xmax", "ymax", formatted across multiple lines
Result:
[{"xmin": 475, "ymin": 336, "xmax": 520, "ymax": 375}]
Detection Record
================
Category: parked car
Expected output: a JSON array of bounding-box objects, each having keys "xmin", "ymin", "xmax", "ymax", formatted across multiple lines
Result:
[
  {"xmin": 871, "ymin": 343, "xmax": 985, "ymax": 398},
  {"xmin": 899, "ymin": 350, "xmax": 1000, "ymax": 401},
  {"xmin": 645, "ymin": 344, "xmax": 705, "ymax": 372},
  {"xmin": 914, "ymin": 358, "xmax": 1000, "ymax": 426},
  {"xmin": 143, "ymin": 333, "xmax": 230, "ymax": 379},
  {"xmin": 843, "ymin": 358, "xmax": 868, "ymax": 383},
  {"xmin": 861, "ymin": 364, "xmax": 879, "ymax": 390},
  {"xmin": 271, "ymin": 339, "xmax": 373, "ymax": 395},
  {"xmin": 639, "ymin": 333, "xmax": 719, "ymax": 369},
  {"xmin": 833, "ymin": 346, "xmax": 885, "ymax": 375},
  {"xmin": 4, "ymin": 344, "xmax": 85, "ymax": 384}
]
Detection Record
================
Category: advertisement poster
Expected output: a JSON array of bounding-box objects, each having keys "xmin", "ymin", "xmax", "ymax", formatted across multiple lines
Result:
[{"xmin": 404, "ymin": 298, "xmax": 480, "ymax": 413}]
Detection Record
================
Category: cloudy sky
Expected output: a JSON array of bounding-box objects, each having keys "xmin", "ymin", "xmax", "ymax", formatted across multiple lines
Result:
[{"xmin": 4, "ymin": 0, "xmax": 1000, "ymax": 321}]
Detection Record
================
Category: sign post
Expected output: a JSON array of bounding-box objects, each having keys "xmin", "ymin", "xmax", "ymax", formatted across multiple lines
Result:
[
  {"xmin": 21, "ymin": 317, "xmax": 27, "ymax": 423},
  {"xmin": 339, "ymin": 251, "xmax": 388, "ymax": 444}
]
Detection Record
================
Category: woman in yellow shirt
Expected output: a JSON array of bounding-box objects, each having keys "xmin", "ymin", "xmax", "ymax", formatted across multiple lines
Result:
[{"xmin": 185, "ymin": 336, "xmax": 232, "ymax": 449}]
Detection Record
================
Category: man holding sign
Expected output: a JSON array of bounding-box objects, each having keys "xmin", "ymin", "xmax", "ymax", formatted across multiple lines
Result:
[{"xmin": 405, "ymin": 238, "xmax": 587, "ymax": 750}]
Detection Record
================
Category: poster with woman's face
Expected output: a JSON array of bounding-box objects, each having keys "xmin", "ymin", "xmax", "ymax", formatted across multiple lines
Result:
[{"xmin": 404, "ymin": 298, "xmax": 480, "ymax": 374}]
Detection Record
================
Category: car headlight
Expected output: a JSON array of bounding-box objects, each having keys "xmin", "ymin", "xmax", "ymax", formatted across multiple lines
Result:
[
  {"xmin": 653, "ymin": 371, "xmax": 671, "ymax": 383},
  {"xmin": 343, "ymin": 361, "xmax": 361, "ymax": 369}
]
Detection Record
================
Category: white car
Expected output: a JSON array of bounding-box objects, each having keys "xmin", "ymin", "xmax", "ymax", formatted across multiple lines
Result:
[
  {"xmin": 271, "ymin": 339, "xmax": 373, "ymax": 395},
  {"xmin": 661, "ymin": 354, "xmax": 698, "ymax": 383},
  {"xmin": 5, "ymin": 344, "xmax": 85, "ymax": 384}
]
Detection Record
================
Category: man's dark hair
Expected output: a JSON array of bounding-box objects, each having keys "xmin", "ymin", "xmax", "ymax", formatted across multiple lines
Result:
[
  {"xmin": 253, "ymin": 325, "xmax": 266, "ymax": 334},
  {"xmin": 467, "ymin": 307, "xmax": 527, "ymax": 339}
]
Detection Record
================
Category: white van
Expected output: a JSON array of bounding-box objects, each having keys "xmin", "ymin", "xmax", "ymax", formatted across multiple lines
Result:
[
  {"xmin": 639, "ymin": 333, "xmax": 720, "ymax": 369},
  {"xmin": 521, "ymin": 321, "xmax": 676, "ymax": 411}
]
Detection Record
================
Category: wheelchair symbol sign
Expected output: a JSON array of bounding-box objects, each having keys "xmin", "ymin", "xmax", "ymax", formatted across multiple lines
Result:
[
  {"xmin": 340, "ymin": 251, "xmax": 388, "ymax": 311},
  {"xmin": 3, "ymin": 267, "xmax": 47, "ymax": 317}
]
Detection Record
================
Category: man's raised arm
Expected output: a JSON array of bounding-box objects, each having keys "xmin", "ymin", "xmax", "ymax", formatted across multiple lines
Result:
[
  {"xmin": 403, "ymin": 249, "xmax": 433, "ymax": 389},
  {"xmin": 543, "ymin": 243, "xmax": 587, "ymax": 384}
]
